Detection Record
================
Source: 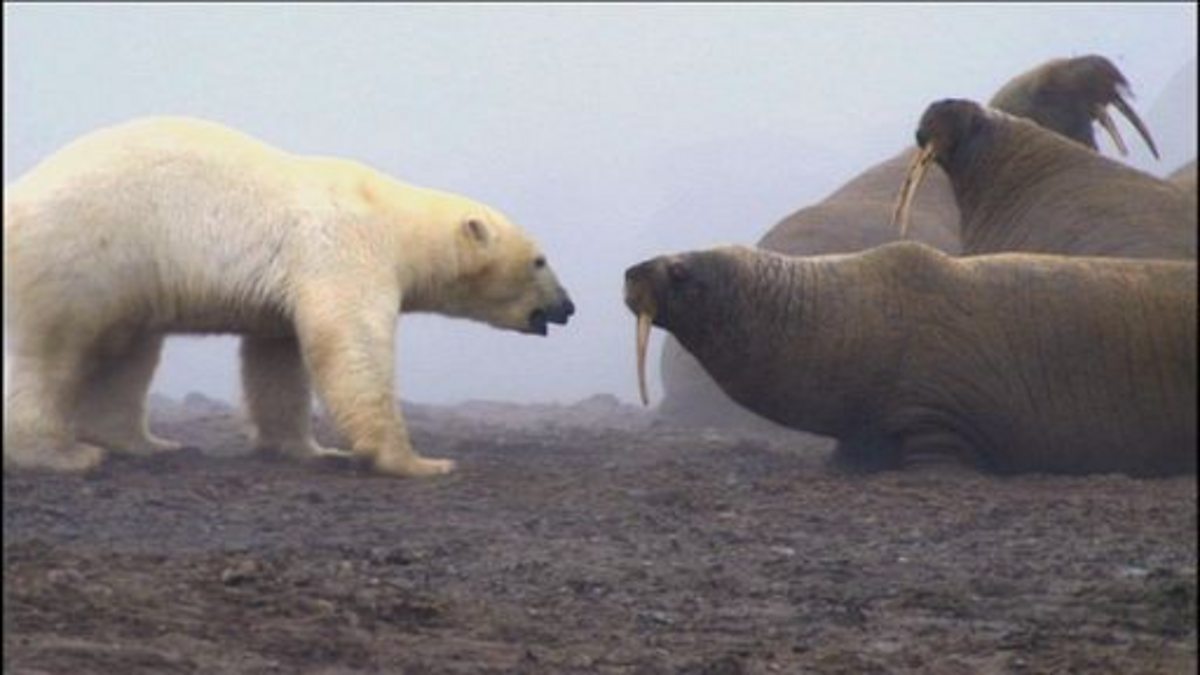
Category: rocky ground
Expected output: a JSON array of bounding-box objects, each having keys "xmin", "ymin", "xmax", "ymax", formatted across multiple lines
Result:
[{"xmin": 4, "ymin": 393, "xmax": 1197, "ymax": 674}]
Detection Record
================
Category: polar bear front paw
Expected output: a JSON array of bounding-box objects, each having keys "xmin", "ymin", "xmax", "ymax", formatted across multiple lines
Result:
[
  {"xmin": 4, "ymin": 441, "xmax": 106, "ymax": 473},
  {"xmin": 256, "ymin": 438, "xmax": 340, "ymax": 460},
  {"xmin": 117, "ymin": 434, "xmax": 184, "ymax": 456},
  {"xmin": 374, "ymin": 452, "xmax": 457, "ymax": 478},
  {"xmin": 307, "ymin": 445, "xmax": 370, "ymax": 471},
  {"xmin": 79, "ymin": 427, "xmax": 183, "ymax": 457},
  {"xmin": 256, "ymin": 439, "xmax": 374, "ymax": 471}
]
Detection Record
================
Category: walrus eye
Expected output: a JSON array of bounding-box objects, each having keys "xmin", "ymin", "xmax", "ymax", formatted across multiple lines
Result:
[
  {"xmin": 534, "ymin": 255, "xmax": 546, "ymax": 269},
  {"xmin": 667, "ymin": 261, "xmax": 689, "ymax": 285}
]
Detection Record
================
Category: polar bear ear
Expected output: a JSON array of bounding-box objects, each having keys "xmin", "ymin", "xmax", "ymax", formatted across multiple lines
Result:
[{"xmin": 462, "ymin": 217, "xmax": 493, "ymax": 247}]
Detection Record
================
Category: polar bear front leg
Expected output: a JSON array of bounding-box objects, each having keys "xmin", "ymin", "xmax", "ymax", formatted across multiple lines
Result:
[
  {"xmin": 4, "ymin": 343, "xmax": 106, "ymax": 472},
  {"xmin": 294, "ymin": 283, "xmax": 456, "ymax": 478},
  {"xmin": 76, "ymin": 332, "xmax": 182, "ymax": 455},
  {"xmin": 240, "ymin": 335, "xmax": 339, "ymax": 459}
]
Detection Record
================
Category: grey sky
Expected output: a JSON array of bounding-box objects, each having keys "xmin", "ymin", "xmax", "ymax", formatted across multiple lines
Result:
[{"xmin": 4, "ymin": 3, "xmax": 1196, "ymax": 406}]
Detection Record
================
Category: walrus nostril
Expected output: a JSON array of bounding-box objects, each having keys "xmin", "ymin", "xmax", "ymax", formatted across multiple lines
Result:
[{"xmin": 563, "ymin": 299, "xmax": 575, "ymax": 317}]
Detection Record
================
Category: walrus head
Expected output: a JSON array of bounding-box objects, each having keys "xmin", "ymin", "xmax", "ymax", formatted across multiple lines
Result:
[
  {"xmin": 890, "ymin": 99, "xmax": 991, "ymax": 240},
  {"xmin": 891, "ymin": 95, "xmax": 1158, "ymax": 240},
  {"xmin": 624, "ymin": 249, "xmax": 747, "ymax": 406},
  {"xmin": 988, "ymin": 54, "xmax": 1159, "ymax": 159}
]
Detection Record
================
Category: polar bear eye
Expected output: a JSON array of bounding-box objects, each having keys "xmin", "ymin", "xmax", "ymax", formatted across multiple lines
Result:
[{"xmin": 534, "ymin": 256, "xmax": 547, "ymax": 269}]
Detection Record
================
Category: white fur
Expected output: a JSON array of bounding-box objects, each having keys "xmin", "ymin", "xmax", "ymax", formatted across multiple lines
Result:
[{"xmin": 4, "ymin": 117, "xmax": 567, "ymax": 476}]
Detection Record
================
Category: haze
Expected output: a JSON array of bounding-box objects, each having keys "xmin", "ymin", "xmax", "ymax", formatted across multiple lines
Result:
[{"xmin": 4, "ymin": 3, "xmax": 1196, "ymax": 406}]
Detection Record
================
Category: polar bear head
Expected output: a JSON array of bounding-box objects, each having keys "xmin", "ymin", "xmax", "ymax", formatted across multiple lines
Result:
[{"xmin": 435, "ymin": 203, "xmax": 575, "ymax": 336}]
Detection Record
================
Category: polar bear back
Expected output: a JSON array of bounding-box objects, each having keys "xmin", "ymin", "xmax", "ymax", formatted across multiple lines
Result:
[{"xmin": 5, "ymin": 118, "xmax": 357, "ymax": 336}]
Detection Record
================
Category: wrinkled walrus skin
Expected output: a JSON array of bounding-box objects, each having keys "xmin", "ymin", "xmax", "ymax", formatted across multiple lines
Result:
[{"xmin": 627, "ymin": 242, "xmax": 1197, "ymax": 476}]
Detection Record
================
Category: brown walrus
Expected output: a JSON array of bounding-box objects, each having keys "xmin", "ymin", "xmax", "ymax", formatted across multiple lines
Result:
[
  {"xmin": 660, "ymin": 54, "xmax": 1162, "ymax": 432},
  {"xmin": 893, "ymin": 99, "xmax": 1197, "ymax": 259},
  {"xmin": 987, "ymin": 54, "xmax": 1159, "ymax": 159},
  {"xmin": 626, "ymin": 241, "xmax": 1197, "ymax": 476}
]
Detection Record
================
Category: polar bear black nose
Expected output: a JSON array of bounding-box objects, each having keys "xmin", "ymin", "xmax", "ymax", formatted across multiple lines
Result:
[{"xmin": 545, "ymin": 297, "xmax": 574, "ymax": 325}]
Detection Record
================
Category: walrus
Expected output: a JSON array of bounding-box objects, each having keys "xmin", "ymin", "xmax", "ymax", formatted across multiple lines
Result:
[
  {"xmin": 987, "ymin": 53, "xmax": 1159, "ymax": 159},
  {"xmin": 625, "ymin": 241, "xmax": 1197, "ymax": 476},
  {"xmin": 760, "ymin": 54, "xmax": 1159, "ymax": 261},
  {"xmin": 659, "ymin": 54, "xmax": 1162, "ymax": 432},
  {"xmin": 1169, "ymin": 159, "xmax": 1197, "ymax": 195},
  {"xmin": 892, "ymin": 99, "xmax": 1197, "ymax": 259}
]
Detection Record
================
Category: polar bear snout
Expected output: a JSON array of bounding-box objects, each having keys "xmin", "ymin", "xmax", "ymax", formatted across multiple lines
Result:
[
  {"xmin": 528, "ymin": 292, "xmax": 575, "ymax": 335},
  {"xmin": 547, "ymin": 295, "xmax": 576, "ymax": 324}
]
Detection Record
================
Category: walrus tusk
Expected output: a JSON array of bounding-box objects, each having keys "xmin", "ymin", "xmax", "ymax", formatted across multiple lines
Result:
[
  {"xmin": 636, "ymin": 311, "xmax": 653, "ymax": 406},
  {"xmin": 892, "ymin": 144, "xmax": 936, "ymax": 239},
  {"xmin": 1111, "ymin": 94, "xmax": 1159, "ymax": 159},
  {"xmin": 1094, "ymin": 106, "xmax": 1129, "ymax": 156}
]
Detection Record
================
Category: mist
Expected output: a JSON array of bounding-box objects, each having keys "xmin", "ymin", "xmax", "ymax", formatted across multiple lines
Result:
[{"xmin": 4, "ymin": 3, "xmax": 1196, "ymax": 406}]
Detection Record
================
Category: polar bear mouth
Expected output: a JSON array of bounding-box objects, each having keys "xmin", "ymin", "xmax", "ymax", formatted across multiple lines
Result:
[
  {"xmin": 527, "ymin": 299, "xmax": 575, "ymax": 336},
  {"xmin": 528, "ymin": 310, "xmax": 550, "ymax": 335}
]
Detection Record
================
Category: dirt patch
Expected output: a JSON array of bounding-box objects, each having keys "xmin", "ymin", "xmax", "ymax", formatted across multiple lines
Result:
[{"xmin": 4, "ymin": 395, "xmax": 1197, "ymax": 673}]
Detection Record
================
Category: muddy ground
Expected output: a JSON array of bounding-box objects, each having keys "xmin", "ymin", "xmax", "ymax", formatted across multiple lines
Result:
[{"xmin": 4, "ymin": 393, "xmax": 1197, "ymax": 674}]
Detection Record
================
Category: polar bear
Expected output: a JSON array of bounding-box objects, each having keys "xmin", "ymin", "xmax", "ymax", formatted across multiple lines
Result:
[{"xmin": 3, "ymin": 117, "xmax": 575, "ymax": 477}]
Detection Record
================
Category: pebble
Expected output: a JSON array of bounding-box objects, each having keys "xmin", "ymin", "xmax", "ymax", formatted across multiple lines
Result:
[{"xmin": 220, "ymin": 559, "xmax": 260, "ymax": 586}]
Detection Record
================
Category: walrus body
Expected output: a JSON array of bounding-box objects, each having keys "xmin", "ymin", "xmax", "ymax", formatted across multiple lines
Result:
[
  {"xmin": 1169, "ymin": 159, "xmax": 1197, "ymax": 195},
  {"xmin": 626, "ymin": 242, "xmax": 1197, "ymax": 476}
]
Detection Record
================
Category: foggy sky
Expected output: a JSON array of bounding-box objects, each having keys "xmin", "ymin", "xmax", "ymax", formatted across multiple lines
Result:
[{"xmin": 4, "ymin": 3, "xmax": 1197, "ymax": 406}]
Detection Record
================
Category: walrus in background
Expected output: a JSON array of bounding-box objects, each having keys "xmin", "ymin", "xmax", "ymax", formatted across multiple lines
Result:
[
  {"xmin": 762, "ymin": 53, "xmax": 1160, "ymax": 260},
  {"xmin": 1168, "ymin": 159, "xmax": 1197, "ymax": 195},
  {"xmin": 625, "ymin": 242, "xmax": 1197, "ymax": 476},
  {"xmin": 893, "ymin": 99, "xmax": 1197, "ymax": 259},
  {"xmin": 660, "ymin": 54, "xmax": 1162, "ymax": 431},
  {"xmin": 987, "ymin": 54, "xmax": 1159, "ymax": 159}
]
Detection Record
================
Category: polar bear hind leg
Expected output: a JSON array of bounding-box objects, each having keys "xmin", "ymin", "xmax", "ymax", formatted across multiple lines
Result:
[
  {"xmin": 240, "ymin": 335, "xmax": 344, "ymax": 460},
  {"xmin": 76, "ymin": 332, "xmax": 182, "ymax": 455}
]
